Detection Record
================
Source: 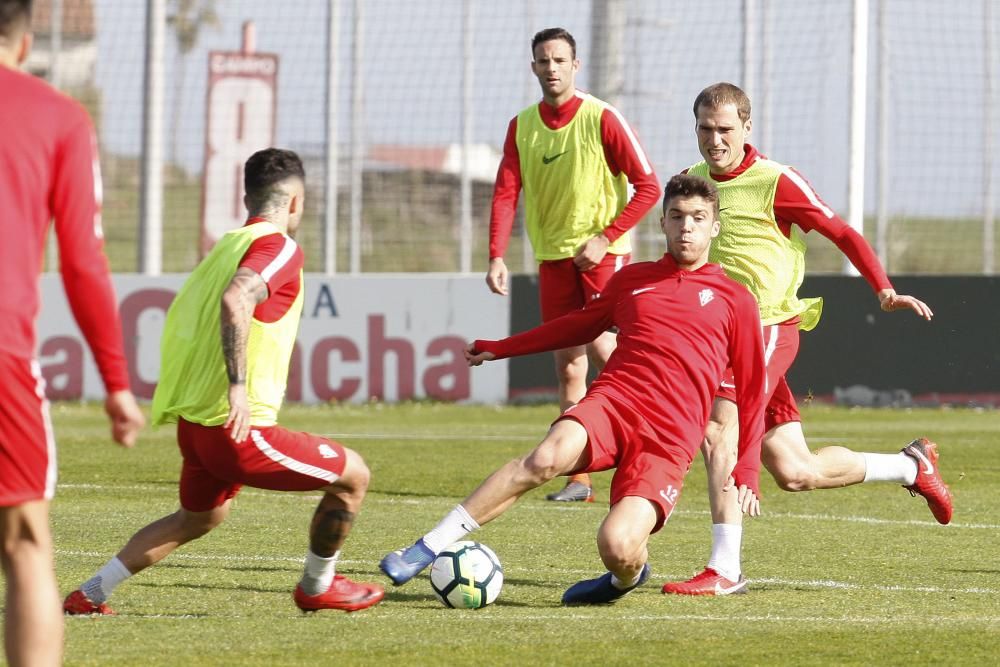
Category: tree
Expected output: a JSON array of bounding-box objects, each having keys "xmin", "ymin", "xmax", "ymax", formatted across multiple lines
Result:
[{"xmin": 167, "ymin": 0, "xmax": 219, "ymax": 175}]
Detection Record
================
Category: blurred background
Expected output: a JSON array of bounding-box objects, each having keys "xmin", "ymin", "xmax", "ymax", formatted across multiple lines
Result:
[{"xmin": 27, "ymin": 0, "xmax": 999, "ymax": 276}]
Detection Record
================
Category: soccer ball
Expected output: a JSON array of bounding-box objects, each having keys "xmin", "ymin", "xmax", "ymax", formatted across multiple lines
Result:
[{"xmin": 429, "ymin": 541, "xmax": 503, "ymax": 609}]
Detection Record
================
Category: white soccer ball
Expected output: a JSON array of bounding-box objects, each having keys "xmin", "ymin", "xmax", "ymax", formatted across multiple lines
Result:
[{"xmin": 429, "ymin": 540, "xmax": 503, "ymax": 609}]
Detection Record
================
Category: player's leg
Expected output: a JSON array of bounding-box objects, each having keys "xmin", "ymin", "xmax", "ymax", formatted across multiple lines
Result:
[
  {"xmin": 664, "ymin": 322, "xmax": 798, "ymax": 596},
  {"xmin": 1, "ymin": 501, "xmax": 62, "ymax": 667},
  {"xmin": 294, "ymin": 447, "xmax": 384, "ymax": 612},
  {"xmin": 762, "ymin": 381, "xmax": 952, "ymax": 522},
  {"xmin": 381, "ymin": 418, "xmax": 590, "ymax": 585},
  {"xmin": 65, "ymin": 420, "xmax": 238, "ymax": 614},
  {"xmin": 64, "ymin": 501, "xmax": 233, "ymax": 616},
  {"xmin": 562, "ymin": 497, "xmax": 657, "ymax": 605},
  {"xmin": 662, "ymin": 397, "xmax": 747, "ymax": 595},
  {"xmin": 540, "ymin": 258, "xmax": 595, "ymax": 501}
]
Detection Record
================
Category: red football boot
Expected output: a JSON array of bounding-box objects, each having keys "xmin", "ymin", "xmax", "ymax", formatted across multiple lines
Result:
[
  {"xmin": 63, "ymin": 590, "xmax": 116, "ymax": 616},
  {"xmin": 901, "ymin": 437, "xmax": 953, "ymax": 525},
  {"xmin": 293, "ymin": 574, "xmax": 385, "ymax": 612},
  {"xmin": 661, "ymin": 568, "xmax": 748, "ymax": 596}
]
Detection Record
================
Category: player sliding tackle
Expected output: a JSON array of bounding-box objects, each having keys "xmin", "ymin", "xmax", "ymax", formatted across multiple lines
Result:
[{"xmin": 382, "ymin": 174, "xmax": 767, "ymax": 604}]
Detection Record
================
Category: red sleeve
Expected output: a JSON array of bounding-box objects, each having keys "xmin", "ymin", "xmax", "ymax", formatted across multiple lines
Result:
[
  {"xmin": 598, "ymin": 108, "xmax": 661, "ymax": 243},
  {"xmin": 488, "ymin": 118, "xmax": 522, "ymax": 260},
  {"xmin": 775, "ymin": 171, "xmax": 892, "ymax": 293},
  {"xmin": 53, "ymin": 115, "xmax": 130, "ymax": 392},
  {"xmin": 475, "ymin": 288, "xmax": 616, "ymax": 359},
  {"xmin": 728, "ymin": 290, "xmax": 767, "ymax": 496},
  {"xmin": 239, "ymin": 233, "xmax": 301, "ymax": 295}
]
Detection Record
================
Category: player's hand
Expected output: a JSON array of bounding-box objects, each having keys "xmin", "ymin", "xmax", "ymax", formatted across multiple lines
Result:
[
  {"xmin": 723, "ymin": 475, "xmax": 761, "ymax": 517},
  {"xmin": 224, "ymin": 383, "xmax": 252, "ymax": 444},
  {"xmin": 486, "ymin": 258, "xmax": 509, "ymax": 296},
  {"xmin": 573, "ymin": 234, "xmax": 610, "ymax": 271},
  {"xmin": 464, "ymin": 343, "xmax": 496, "ymax": 366},
  {"xmin": 104, "ymin": 389, "xmax": 144, "ymax": 448},
  {"xmin": 878, "ymin": 289, "xmax": 933, "ymax": 320}
]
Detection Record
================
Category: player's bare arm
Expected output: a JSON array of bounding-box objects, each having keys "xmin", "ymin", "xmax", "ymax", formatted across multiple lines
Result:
[
  {"xmin": 220, "ymin": 267, "xmax": 269, "ymax": 442},
  {"xmin": 573, "ymin": 234, "xmax": 610, "ymax": 271},
  {"xmin": 878, "ymin": 289, "xmax": 934, "ymax": 320}
]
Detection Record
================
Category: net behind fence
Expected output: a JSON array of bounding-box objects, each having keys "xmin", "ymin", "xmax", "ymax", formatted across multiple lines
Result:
[{"xmin": 27, "ymin": 0, "xmax": 999, "ymax": 275}]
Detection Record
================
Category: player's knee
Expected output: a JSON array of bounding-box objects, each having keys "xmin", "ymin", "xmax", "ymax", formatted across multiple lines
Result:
[
  {"xmin": 769, "ymin": 464, "xmax": 817, "ymax": 492},
  {"xmin": 555, "ymin": 353, "xmax": 587, "ymax": 386},
  {"xmin": 338, "ymin": 449, "xmax": 371, "ymax": 498},
  {"xmin": 702, "ymin": 423, "xmax": 736, "ymax": 468},
  {"xmin": 519, "ymin": 451, "xmax": 560, "ymax": 485},
  {"xmin": 597, "ymin": 529, "xmax": 645, "ymax": 573}
]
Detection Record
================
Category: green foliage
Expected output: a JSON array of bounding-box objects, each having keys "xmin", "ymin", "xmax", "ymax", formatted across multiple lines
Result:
[{"xmin": 29, "ymin": 402, "xmax": 1000, "ymax": 665}]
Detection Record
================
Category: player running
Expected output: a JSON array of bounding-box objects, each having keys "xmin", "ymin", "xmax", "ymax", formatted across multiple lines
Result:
[
  {"xmin": 662, "ymin": 83, "xmax": 951, "ymax": 597},
  {"xmin": 487, "ymin": 27, "xmax": 660, "ymax": 502},
  {"xmin": 63, "ymin": 149, "xmax": 384, "ymax": 615},
  {"xmin": 381, "ymin": 174, "xmax": 767, "ymax": 604}
]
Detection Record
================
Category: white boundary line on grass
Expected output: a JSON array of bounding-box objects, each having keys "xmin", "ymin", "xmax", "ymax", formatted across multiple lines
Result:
[
  {"xmin": 316, "ymin": 432, "xmax": 854, "ymax": 443},
  {"xmin": 53, "ymin": 549, "xmax": 997, "ymax": 597},
  {"xmin": 57, "ymin": 483, "xmax": 1000, "ymax": 531}
]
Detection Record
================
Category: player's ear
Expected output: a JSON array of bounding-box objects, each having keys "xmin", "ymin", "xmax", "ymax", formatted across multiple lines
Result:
[
  {"xmin": 710, "ymin": 219, "xmax": 721, "ymax": 238},
  {"xmin": 744, "ymin": 117, "xmax": 752, "ymax": 135},
  {"xmin": 16, "ymin": 32, "xmax": 32, "ymax": 64}
]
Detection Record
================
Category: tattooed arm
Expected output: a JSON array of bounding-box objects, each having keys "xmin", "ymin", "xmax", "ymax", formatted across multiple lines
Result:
[{"xmin": 220, "ymin": 267, "xmax": 269, "ymax": 443}]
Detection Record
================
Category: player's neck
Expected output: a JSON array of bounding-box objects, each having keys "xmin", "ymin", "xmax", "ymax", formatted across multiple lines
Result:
[{"xmin": 542, "ymin": 86, "xmax": 576, "ymax": 109}]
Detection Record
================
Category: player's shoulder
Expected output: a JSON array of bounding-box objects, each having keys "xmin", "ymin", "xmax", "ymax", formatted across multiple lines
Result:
[{"xmin": 5, "ymin": 69, "xmax": 89, "ymax": 122}]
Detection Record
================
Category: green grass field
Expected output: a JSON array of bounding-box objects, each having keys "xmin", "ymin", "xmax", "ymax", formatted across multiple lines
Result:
[{"xmin": 20, "ymin": 402, "xmax": 1000, "ymax": 665}]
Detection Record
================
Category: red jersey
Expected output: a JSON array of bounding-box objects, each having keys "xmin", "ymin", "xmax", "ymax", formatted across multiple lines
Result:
[
  {"xmin": 489, "ymin": 93, "xmax": 661, "ymax": 260},
  {"xmin": 238, "ymin": 217, "xmax": 305, "ymax": 323},
  {"xmin": 0, "ymin": 66, "xmax": 128, "ymax": 391},
  {"xmin": 689, "ymin": 144, "xmax": 892, "ymax": 293},
  {"xmin": 476, "ymin": 256, "xmax": 767, "ymax": 494}
]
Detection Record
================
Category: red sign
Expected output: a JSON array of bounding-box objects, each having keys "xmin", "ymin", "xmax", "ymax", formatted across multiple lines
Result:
[{"xmin": 200, "ymin": 51, "xmax": 278, "ymax": 255}]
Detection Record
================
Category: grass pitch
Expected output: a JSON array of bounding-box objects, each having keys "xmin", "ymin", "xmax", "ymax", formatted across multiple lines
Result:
[{"xmin": 23, "ymin": 402, "xmax": 1000, "ymax": 665}]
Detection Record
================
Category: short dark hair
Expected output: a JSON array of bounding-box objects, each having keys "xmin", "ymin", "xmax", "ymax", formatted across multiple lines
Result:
[
  {"xmin": 531, "ymin": 27, "xmax": 576, "ymax": 59},
  {"xmin": 0, "ymin": 0, "xmax": 31, "ymax": 40},
  {"xmin": 244, "ymin": 148, "xmax": 305, "ymax": 212},
  {"xmin": 693, "ymin": 82, "xmax": 752, "ymax": 123},
  {"xmin": 663, "ymin": 173, "xmax": 720, "ymax": 218}
]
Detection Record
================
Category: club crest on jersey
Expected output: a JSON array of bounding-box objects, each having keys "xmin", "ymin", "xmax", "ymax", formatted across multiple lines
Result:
[
  {"xmin": 699, "ymin": 289, "xmax": 715, "ymax": 307},
  {"xmin": 317, "ymin": 443, "xmax": 339, "ymax": 459}
]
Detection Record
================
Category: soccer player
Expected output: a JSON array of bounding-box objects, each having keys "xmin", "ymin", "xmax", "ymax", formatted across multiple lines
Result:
[
  {"xmin": 0, "ymin": 1, "xmax": 145, "ymax": 664},
  {"xmin": 487, "ymin": 27, "xmax": 660, "ymax": 502},
  {"xmin": 381, "ymin": 174, "xmax": 767, "ymax": 604},
  {"xmin": 63, "ymin": 149, "xmax": 384, "ymax": 615},
  {"xmin": 661, "ymin": 82, "xmax": 950, "ymax": 597}
]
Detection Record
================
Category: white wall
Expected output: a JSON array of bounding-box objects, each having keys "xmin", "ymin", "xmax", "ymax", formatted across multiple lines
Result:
[{"xmin": 36, "ymin": 274, "xmax": 509, "ymax": 404}]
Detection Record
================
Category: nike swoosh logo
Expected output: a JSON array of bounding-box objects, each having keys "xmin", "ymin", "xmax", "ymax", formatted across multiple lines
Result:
[
  {"xmin": 911, "ymin": 448, "xmax": 934, "ymax": 475},
  {"xmin": 720, "ymin": 381, "xmax": 736, "ymax": 389},
  {"xmin": 542, "ymin": 151, "xmax": 567, "ymax": 164},
  {"xmin": 715, "ymin": 581, "xmax": 736, "ymax": 595},
  {"xmin": 632, "ymin": 287, "xmax": 655, "ymax": 296}
]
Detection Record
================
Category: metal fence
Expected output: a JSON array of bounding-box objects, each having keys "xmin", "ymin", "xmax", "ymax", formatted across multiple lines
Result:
[{"xmin": 29, "ymin": 0, "xmax": 999, "ymax": 275}]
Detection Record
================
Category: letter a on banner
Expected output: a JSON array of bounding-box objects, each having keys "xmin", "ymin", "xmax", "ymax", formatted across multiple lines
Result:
[{"xmin": 200, "ymin": 48, "xmax": 278, "ymax": 255}]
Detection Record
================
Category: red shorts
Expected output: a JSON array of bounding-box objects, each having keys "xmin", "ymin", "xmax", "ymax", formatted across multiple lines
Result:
[
  {"xmin": 538, "ymin": 253, "xmax": 630, "ymax": 322},
  {"xmin": 716, "ymin": 321, "xmax": 801, "ymax": 431},
  {"xmin": 0, "ymin": 352, "xmax": 56, "ymax": 506},
  {"xmin": 557, "ymin": 392, "xmax": 690, "ymax": 533},
  {"xmin": 177, "ymin": 419, "xmax": 348, "ymax": 512}
]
